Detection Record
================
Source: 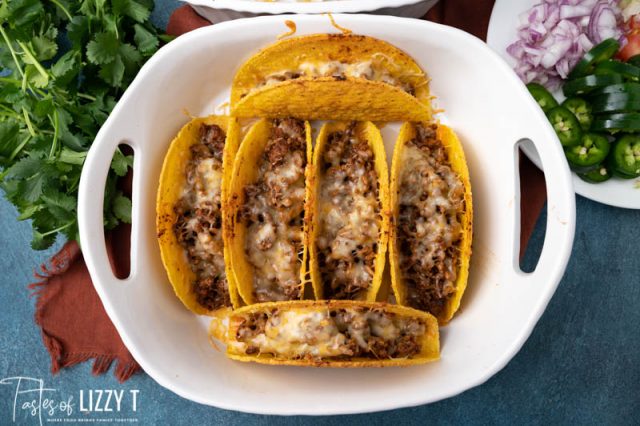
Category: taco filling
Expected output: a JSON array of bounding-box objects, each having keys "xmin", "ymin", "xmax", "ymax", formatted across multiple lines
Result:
[
  {"xmin": 397, "ymin": 124, "xmax": 466, "ymax": 316},
  {"xmin": 231, "ymin": 307, "xmax": 426, "ymax": 360},
  {"xmin": 316, "ymin": 123, "xmax": 380, "ymax": 300},
  {"xmin": 255, "ymin": 59, "xmax": 415, "ymax": 96},
  {"xmin": 173, "ymin": 124, "xmax": 230, "ymax": 310},
  {"xmin": 240, "ymin": 119, "xmax": 307, "ymax": 302}
]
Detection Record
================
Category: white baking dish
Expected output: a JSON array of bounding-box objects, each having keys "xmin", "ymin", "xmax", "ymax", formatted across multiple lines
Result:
[
  {"xmin": 78, "ymin": 14, "xmax": 575, "ymax": 415},
  {"xmin": 184, "ymin": 0, "xmax": 439, "ymax": 22}
]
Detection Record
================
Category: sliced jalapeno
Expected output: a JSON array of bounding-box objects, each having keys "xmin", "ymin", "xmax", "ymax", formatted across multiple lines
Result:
[
  {"xmin": 610, "ymin": 135, "xmax": 640, "ymax": 178},
  {"xmin": 591, "ymin": 112, "xmax": 640, "ymax": 132},
  {"xmin": 589, "ymin": 82, "xmax": 640, "ymax": 97},
  {"xmin": 594, "ymin": 60, "xmax": 640, "ymax": 80},
  {"xmin": 564, "ymin": 133, "xmax": 610, "ymax": 173},
  {"xmin": 562, "ymin": 97, "xmax": 593, "ymax": 130},
  {"xmin": 591, "ymin": 92, "xmax": 640, "ymax": 113},
  {"xmin": 628, "ymin": 54, "xmax": 640, "ymax": 68},
  {"xmin": 547, "ymin": 106, "xmax": 583, "ymax": 147},
  {"xmin": 563, "ymin": 74, "xmax": 624, "ymax": 97},
  {"xmin": 569, "ymin": 39, "xmax": 621, "ymax": 78},
  {"xmin": 527, "ymin": 83, "xmax": 559, "ymax": 113},
  {"xmin": 577, "ymin": 164, "xmax": 612, "ymax": 183}
]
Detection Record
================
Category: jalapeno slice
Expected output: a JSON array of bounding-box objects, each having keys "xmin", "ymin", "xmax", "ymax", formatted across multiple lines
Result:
[
  {"xmin": 563, "ymin": 74, "xmax": 624, "ymax": 97},
  {"xmin": 589, "ymin": 82, "xmax": 640, "ymax": 97},
  {"xmin": 591, "ymin": 112, "xmax": 640, "ymax": 132},
  {"xmin": 628, "ymin": 54, "xmax": 640, "ymax": 68},
  {"xmin": 569, "ymin": 39, "xmax": 621, "ymax": 79},
  {"xmin": 527, "ymin": 83, "xmax": 559, "ymax": 112},
  {"xmin": 562, "ymin": 97, "xmax": 593, "ymax": 130},
  {"xmin": 547, "ymin": 106, "xmax": 583, "ymax": 147},
  {"xmin": 610, "ymin": 135, "xmax": 640, "ymax": 178},
  {"xmin": 577, "ymin": 164, "xmax": 612, "ymax": 183},
  {"xmin": 564, "ymin": 133, "xmax": 611, "ymax": 173},
  {"xmin": 591, "ymin": 92, "xmax": 640, "ymax": 113},
  {"xmin": 594, "ymin": 60, "xmax": 640, "ymax": 80}
]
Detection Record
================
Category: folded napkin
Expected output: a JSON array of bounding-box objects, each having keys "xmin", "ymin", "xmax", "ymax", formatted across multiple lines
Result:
[{"xmin": 31, "ymin": 0, "xmax": 546, "ymax": 381}]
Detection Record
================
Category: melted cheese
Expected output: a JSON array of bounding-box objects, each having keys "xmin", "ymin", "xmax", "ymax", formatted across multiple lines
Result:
[
  {"xmin": 232, "ymin": 308, "xmax": 424, "ymax": 359},
  {"xmin": 257, "ymin": 59, "xmax": 412, "ymax": 94}
]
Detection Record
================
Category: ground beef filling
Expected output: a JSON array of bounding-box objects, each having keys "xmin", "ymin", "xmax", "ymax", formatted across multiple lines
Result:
[
  {"xmin": 240, "ymin": 118, "xmax": 307, "ymax": 302},
  {"xmin": 234, "ymin": 308, "xmax": 425, "ymax": 360},
  {"xmin": 253, "ymin": 59, "xmax": 415, "ymax": 96},
  {"xmin": 173, "ymin": 124, "xmax": 230, "ymax": 310},
  {"xmin": 317, "ymin": 123, "xmax": 380, "ymax": 300},
  {"xmin": 397, "ymin": 124, "xmax": 465, "ymax": 316}
]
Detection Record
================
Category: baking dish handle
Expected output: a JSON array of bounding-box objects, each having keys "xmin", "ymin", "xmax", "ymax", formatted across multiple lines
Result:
[
  {"xmin": 511, "ymin": 134, "xmax": 576, "ymax": 287},
  {"xmin": 77, "ymin": 118, "xmax": 138, "ymax": 299}
]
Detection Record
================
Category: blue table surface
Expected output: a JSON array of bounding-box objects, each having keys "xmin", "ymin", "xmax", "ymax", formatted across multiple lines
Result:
[{"xmin": 1, "ymin": 2, "xmax": 640, "ymax": 424}]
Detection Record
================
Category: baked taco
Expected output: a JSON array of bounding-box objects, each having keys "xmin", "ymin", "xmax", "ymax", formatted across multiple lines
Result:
[
  {"xmin": 210, "ymin": 300, "xmax": 439, "ymax": 367},
  {"xmin": 389, "ymin": 123, "xmax": 472, "ymax": 324},
  {"xmin": 157, "ymin": 115, "xmax": 240, "ymax": 314},
  {"xmin": 228, "ymin": 118, "xmax": 312, "ymax": 304},
  {"xmin": 230, "ymin": 33, "xmax": 431, "ymax": 121},
  {"xmin": 309, "ymin": 121, "xmax": 389, "ymax": 301}
]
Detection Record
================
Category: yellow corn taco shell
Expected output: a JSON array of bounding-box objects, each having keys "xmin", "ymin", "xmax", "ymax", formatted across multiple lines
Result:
[
  {"xmin": 227, "ymin": 118, "xmax": 312, "ymax": 305},
  {"xmin": 230, "ymin": 33, "xmax": 431, "ymax": 121},
  {"xmin": 389, "ymin": 123, "xmax": 473, "ymax": 324},
  {"xmin": 309, "ymin": 121, "xmax": 390, "ymax": 302},
  {"xmin": 157, "ymin": 115, "xmax": 240, "ymax": 314},
  {"xmin": 209, "ymin": 300, "xmax": 440, "ymax": 367}
]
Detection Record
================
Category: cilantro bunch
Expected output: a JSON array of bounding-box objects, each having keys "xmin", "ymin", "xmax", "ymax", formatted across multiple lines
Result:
[{"xmin": 0, "ymin": 0, "xmax": 166, "ymax": 249}]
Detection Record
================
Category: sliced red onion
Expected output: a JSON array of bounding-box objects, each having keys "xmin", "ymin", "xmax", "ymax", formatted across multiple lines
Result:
[
  {"xmin": 506, "ymin": 0, "xmax": 624, "ymax": 90},
  {"xmin": 588, "ymin": 2, "xmax": 623, "ymax": 44}
]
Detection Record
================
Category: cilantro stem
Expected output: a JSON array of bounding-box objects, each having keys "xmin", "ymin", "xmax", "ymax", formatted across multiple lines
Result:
[
  {"xmin": 48, "ymin": 0, "xmax": 73, "ymax": 20},
  {"xmin": 41, "ymin": 221, "xmax": 74, "ymax": 237},
  {"xmin": 0, "ymin": 77, "xmax": 20, "ymax": 86},
  {"xmin": 10, "ymin": 134, "xmax": 32, "ymax": 161},
  {"xmin": 77, "ymin": 93, "xmax": 97, "ymax": 101},
  {"xmin": 49, "ymin": 109, "xmax": 59, "ymax": 159},
  {"xmin": 0, "ymin": 26, "xmax": 25, "ymax": 79},
  {"xmin": 22, "ymin": 108, "xmax": 37, "ymax": 137},
  {"xmin": 17, "ymin": 41, "xmax": 49, "ymax": 84},
  {"xmin": 0, "ymin": 104, "xmax": 21, "ymax": 119}
]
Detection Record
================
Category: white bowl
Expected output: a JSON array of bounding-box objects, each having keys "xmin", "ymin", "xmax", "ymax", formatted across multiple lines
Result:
[
  {"xmin": 184, "ymin": 0, "xmax": 439, "ymax": 22},
  {"xmin": 487, "ymin": 0, "xmax": 640, "ymax": 209},
  {"xmin": 78, "ymin": 14, "xmax": 575, "ymax": 415}
]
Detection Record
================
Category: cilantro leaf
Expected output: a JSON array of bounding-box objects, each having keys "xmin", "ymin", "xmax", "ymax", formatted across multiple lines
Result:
[
  {"xmin": 25, "ymin": 64, "xmax": 49, "ymax": 88},
  {"xmin": 111, "ymin": 149, "xmax": 133, "ymax": 176},
  {"xmin": 18, "ymin": 172, "xmax": 45, "ymax": 203},
  {"xmin": 31, "ymin": 229, "xmax": 56, "ymax": 250},
  {"xmin": 51, "ymin": 50, "xmax": 79, "ymax": 82},
  {"xmin": 66, "ymin": 15, "xmax": 89, "ymax": 46},
  {"xmin": 31, "ymin": 35, "xmax": 58, "ymax": 61},
  {"xmin": 0, "ymin": 120, "xmax": 20, "ymax": 159},
  {"xmin": 0, "ymin": 0, "xmax": 164, "ymax": 249},
  {"xmin": 87, "ymin": 31, "xmax": 120, "ymax": 65},
  {"xmin": 119, "ymin": 43, "xmax": 142, "ymax": 72},
  {"xmin": 4, "ymin": 0, "xmax": 44, "ymax": 28},
  {"xmin": 134, "ymin": 24, "xmax": 158, "ymax": 55},
  {"xmin": 99, "ymin": 55, "xmax": 124, "ymax": 87},
  {"xmin": 4, "ymin": 157, "xmax": 43, "ymax": 180},
  {"xmin": 112, "ymin": 0, "xmax": 150, "ymax": 23},
  {"xmin": 112, "ymin": 193, "xmax": 132, "ymax": 223}
]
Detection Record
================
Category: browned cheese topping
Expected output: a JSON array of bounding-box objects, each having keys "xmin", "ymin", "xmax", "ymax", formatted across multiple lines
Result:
[
  {"xmin": 240, "ymin": 119, "xmax": 307, "ymax": 302},
  {"xmin": 173, "ymin": 124, "xmax": 230, "ymax": 310},
  {"xmin": 317, "ymin": 123, "xmax": 380, "ymax": 300},
  {"xmin": 232, "ymin": 307, "xmax": 425, "ymax": 360},
  {"xmin": 397, "ymin": 124, "xmax": 465, "ymax": 316}
]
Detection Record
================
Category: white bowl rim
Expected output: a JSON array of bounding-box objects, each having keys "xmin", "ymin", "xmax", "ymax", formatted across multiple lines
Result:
[{"xmin": 185, "ymin": 0, "xmax": 430, "ymax": 14}]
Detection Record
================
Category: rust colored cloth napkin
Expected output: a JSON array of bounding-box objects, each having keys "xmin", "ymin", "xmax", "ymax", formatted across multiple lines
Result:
[{"xmin": 31, "ymin": 0, "xmax": 546, "ymax": 382}]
